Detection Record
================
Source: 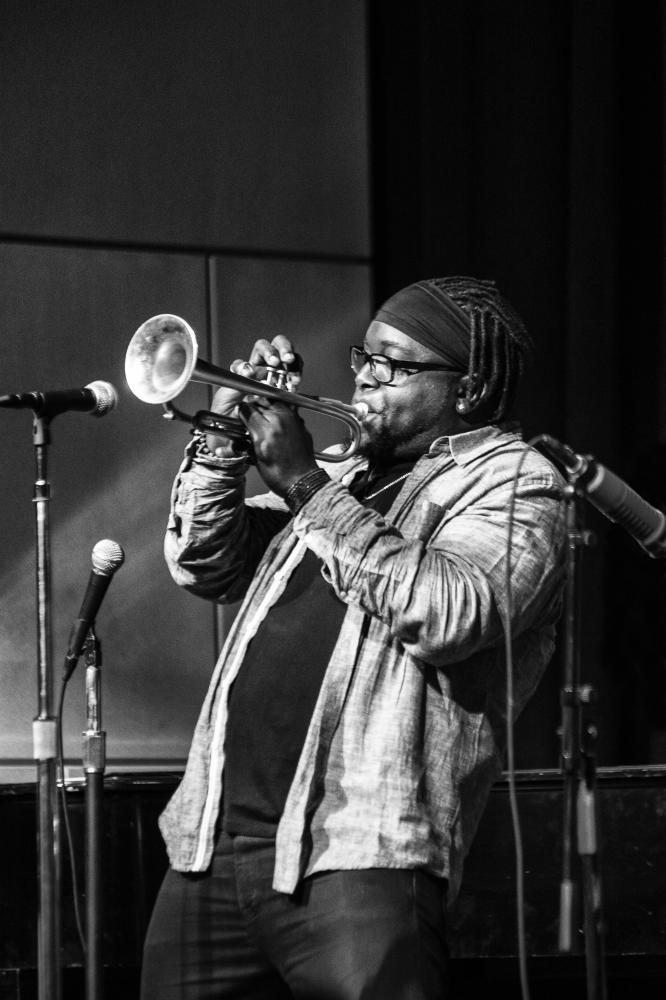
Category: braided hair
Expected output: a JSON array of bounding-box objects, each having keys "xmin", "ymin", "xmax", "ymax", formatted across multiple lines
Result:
[{"xmin": 425, "ymin": 276, "xmax": 532, "ymax": 422}]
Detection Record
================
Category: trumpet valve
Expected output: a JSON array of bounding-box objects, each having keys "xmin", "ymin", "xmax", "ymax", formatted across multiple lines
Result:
[{"xmin": 262, "ymin": 367, "xmax": 295, "ymax": 391}]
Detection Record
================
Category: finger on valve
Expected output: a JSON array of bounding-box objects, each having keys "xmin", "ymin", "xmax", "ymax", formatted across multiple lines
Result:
[{"xmin": 248, "ymin": 336, "xmax": 303, "ymax": 390}]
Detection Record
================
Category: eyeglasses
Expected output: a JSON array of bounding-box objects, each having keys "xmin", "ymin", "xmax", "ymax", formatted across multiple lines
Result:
[{"xmin": 349, "ymin": 346, "xmax": 460, "ymax": 385}]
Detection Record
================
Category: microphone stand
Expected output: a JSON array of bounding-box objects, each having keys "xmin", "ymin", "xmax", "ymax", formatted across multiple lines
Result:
[
  {"xmin": 32, "ymin": 414, "xmax": 62, "ymax": 1000},
  {"xmin": 82, "ymin": 628, "xmax": 105, "ymax": 1000},
  {"xmin": 557, "ymin": 479, "xmax": 608, "ymax": 1000}
]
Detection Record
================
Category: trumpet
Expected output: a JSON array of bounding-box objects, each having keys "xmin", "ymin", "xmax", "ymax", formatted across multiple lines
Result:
[{"xmin": 124, "ymin": 314, "xmax": 367, "ymax": 462}]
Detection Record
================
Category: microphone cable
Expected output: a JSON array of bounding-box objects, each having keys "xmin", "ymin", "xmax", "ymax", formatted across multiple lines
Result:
[{"xmin": 502, "ymin": 441, "xmax": 534, "ymax": 1000}]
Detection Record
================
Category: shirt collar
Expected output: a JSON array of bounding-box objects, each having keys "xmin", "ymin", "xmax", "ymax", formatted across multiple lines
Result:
[{"xmin": 428, "ymin": 422, "xmax": 522, "ymax": 467}]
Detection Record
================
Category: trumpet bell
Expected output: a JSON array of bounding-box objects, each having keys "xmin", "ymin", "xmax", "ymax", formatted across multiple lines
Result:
[
  {"xmin": 125, "ymin": 314, "xmax": 199, "ymax": 404},
  {"xmin": 125, "ymin": 312, "xmax": 368, "ymax": 462}
]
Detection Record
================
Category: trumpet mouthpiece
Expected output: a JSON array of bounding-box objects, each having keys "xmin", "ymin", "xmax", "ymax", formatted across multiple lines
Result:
[{"xmin": 352, "ymin": 402, "xmax": 369, "ymax": 420}]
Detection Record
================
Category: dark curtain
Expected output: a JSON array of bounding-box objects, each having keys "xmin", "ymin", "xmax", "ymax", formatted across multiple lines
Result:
[{"xmin": 368, "ymin": 0, "xmax": 665, "ymax": 767}]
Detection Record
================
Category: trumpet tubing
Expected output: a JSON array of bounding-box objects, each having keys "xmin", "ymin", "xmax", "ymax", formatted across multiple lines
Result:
[{"xmin": 125, "ymin": 314, "xmax": 367, "ymax": 462}]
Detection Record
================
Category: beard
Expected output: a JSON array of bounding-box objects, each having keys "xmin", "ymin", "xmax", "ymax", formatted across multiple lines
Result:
[
  {"xmin": 356, "ymin": 422, "xmax": 420, "ymax": 468},
  {"xmin": 354, "ymin": 402, "xmax": 445, "ymax": 467}
]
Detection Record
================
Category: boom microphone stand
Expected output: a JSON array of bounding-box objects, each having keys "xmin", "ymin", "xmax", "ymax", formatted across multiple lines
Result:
[{"xmin": 535, "ymin": 431, "xmax": 666, "ymax": 998}]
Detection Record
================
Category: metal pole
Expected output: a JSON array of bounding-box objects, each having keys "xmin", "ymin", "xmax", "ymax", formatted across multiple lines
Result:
[
  {"xmin": 83, "ymin": 631, "xmax": 105, "ymax": 1000},
  {"xmin": 556, "ymin": 478, "xmax": 608, "ymax": 999},
  {"xmin": 558, "ymin": 485, "xmax": 584, "ymax": 953},
  {"xmin": 32, "ymin": 415, "xmax": 61, "ymax": 1000}
]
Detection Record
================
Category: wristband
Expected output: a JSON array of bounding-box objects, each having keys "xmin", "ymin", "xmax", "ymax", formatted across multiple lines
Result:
[{"xmin": 284, "ymin": 469, "xmax": 330, "ymax": 514}]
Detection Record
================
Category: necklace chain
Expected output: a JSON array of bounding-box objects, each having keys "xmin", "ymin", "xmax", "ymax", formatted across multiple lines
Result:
[{"xmin": 363, "ymin": 472, "xmax": 410, "ymax": 502}]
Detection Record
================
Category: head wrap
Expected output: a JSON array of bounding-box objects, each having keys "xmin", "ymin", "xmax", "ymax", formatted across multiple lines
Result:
[{"xmin": 373, "ymin": 280, "xmax": 471, "ymax": 370}]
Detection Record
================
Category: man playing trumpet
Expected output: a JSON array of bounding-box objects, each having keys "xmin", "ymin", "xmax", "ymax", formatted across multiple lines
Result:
[{"xmin": 141, "ymin": 276, "xmax": 566, "ymax": 999}]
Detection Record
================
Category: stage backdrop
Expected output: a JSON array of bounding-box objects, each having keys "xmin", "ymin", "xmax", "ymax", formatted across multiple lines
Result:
[{"xmin": 0, "ymin": 0, "xmax": 664, "ymax": 777}]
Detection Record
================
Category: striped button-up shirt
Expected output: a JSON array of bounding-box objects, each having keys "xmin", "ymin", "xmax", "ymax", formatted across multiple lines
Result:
[{"xmin": 159, "ymin": 423, "xmax": 566, "ymax": 900}]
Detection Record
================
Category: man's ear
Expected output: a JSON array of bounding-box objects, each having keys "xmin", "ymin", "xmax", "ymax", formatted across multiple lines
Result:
[{"xmin": 455, "ymin": 373, "xmax": 486, "ymax": 415}]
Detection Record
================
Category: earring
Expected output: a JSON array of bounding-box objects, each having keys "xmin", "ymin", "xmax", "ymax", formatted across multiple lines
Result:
[{"xmin": 456, "ymin": 373, "xmax": 475, "ymax": 415}]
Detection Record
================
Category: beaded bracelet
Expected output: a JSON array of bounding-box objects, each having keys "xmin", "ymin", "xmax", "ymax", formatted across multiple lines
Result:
[
  {"xmin": 191, "ymin": 429, "xmax": 241, "ymax": 462},
  {"xmin": 192, "ymin": 429, "xmax": 215, "ymax": 458},
  {"xmin": 284, "ymin": 469, "xmax": 330, "ymax": 515}
]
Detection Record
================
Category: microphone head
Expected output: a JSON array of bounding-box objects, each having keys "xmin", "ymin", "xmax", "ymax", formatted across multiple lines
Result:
[
  {"xmin": 91, "ymin": 539, "xmax": 125, "ymax": 576},
  {"xmin": 85, "ymin": 380, "xmax": 118, "ymax": 417}
]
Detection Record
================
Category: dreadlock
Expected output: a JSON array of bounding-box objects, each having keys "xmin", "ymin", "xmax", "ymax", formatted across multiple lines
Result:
[{"xmin": 425, "ymin": 276, "xmax": 532, "ymax": 422}]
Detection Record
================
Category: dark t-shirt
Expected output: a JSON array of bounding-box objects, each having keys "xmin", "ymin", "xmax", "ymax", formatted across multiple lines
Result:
[{"xmin": 222, "ymin": 462, "xmax": 414, "ymax": 837}]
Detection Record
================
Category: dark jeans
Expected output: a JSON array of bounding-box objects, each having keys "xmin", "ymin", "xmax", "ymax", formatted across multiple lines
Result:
[{"xmin": 140, "ymin": 831, "xmax": 450, "ymax": 999}]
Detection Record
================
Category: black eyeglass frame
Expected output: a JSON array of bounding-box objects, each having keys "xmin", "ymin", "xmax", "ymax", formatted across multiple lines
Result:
[{"xmin": 349, "ymin": 345, "xmax": 462, "ymax": 385}]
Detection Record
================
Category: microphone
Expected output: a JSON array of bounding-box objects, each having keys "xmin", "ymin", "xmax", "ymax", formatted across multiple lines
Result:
[
  {"xmin": 63, "ymin": 539, "xmax": 125, "ymax": 680},
  {"xmin": 0, "ymin": 380, "xmax": 118, "ymax": 418},
  {"xmin": 539, "ymin": 434, "xmax": 666, "ymax": 559}
]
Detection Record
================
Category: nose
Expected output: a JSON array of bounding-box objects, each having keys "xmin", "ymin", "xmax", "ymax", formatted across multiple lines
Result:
[{"xmin": 352, "ymin": 357, "xmax": 379, "ymax": 390}]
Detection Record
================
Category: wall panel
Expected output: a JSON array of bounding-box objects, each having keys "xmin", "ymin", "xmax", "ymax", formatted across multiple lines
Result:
[
  {"xmin": 0, "ymin": 243, "xmax": 216, "ymax": 773},
  {"xmin": 209, "ymin": 256, "xmax": 373, "ymax": 442},
  {"xmin": 0, "ymin": 0, "xmax": 369, "ymax": 257}
]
